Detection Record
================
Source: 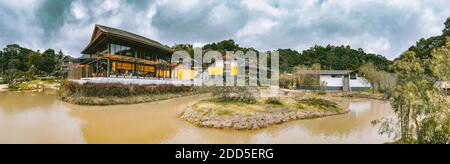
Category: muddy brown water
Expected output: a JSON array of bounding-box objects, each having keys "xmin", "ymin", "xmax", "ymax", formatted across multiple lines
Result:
[{"xmin": 0, "ymin": 90, "xmax": 395, "ymax": 144}]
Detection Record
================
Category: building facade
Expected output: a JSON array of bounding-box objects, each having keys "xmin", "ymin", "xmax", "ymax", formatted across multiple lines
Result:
[
  {"xmin": 295, "ymin": 70, "xmax": 371, "ymax": 91},
  {"xmin": 318, "ymin": 70, "xmax": 371, "ymax": 91},
  {"xmin": 68, "ymin": 24, "xmax": 174, "ymax": 80}
]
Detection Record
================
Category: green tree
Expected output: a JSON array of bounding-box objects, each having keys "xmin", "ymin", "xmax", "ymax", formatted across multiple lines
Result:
[
  {"xmin": 429, "ymin": 37, "xmax": 450, "ymax": 81},
  {"xmin": 203, "ymin": 39, "xmax": 258, "ymax": 54},
  {"xmin": 3, "ymin": 69, "xmax": 23, "ymax": 88},
  {"xmin": 8, "ymin": 58, "xmax": 21, "ymax": 70},
  {"xmin": 57, "ymin": 50, "xmax": 64, "ymax": 60},
  {"xmin": 359, "ymin": 62, "xmax": 389, "ymax": 92},
  {"xmin": 278, "ymin": 49, "xmax": 301, "ymax": 73},
  {"xmin": 39, "ymin": 49, "xmax": 57, "ymax": 75},
  {"xmin": 27, "ymin": 51, "xmax": 41, "ymax": 73},
  {"xmin": 2, "ymin": 44, "xmax": 34, "ymax": 72},
  {"xmin": 0, "ymin": 50, "xmax": 3, "ymax": 74},
  {"xmin": 25, "ymin": 65, "xmax": 37, "ymax": 81},
  {"xmin": 382, "ymin": 51, "xmax": 449, "ymax": 143},
  {"xmin": 279, "ymin": 45, "xmax": 392, "ymax": 73},
  {"xmin": 443, "ymin": 17, "xmax": 450, "ymax": 37}
]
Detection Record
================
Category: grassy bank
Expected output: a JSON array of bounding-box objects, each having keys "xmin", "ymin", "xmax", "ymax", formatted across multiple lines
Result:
[
  {"xmin": 60, "ymin": 81, "xmax": 207, "ymax": 105},
  {"xmin": 334, "ymin": 92, "xmax": 384, "ymax": 100},
  {"xmin": 10, "ymin": 79, "xmax": 60, "ymax": 91},
  {"xmin": 180, "ymin": 97, "xmax": 348, "ymax": 130},
  {"xmin": 280, "ymin": 88, "xmax": 386, "ymax": 100}
]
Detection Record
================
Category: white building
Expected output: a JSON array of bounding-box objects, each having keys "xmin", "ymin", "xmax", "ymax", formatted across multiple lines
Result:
[{"xmin": 318, "ymin": 70, "xmax": 371, "ymax": 91}]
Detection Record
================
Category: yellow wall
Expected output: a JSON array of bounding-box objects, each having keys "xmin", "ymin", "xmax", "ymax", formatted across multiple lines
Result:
[
  {"xmin": 207, "ymin": 66, "xmax": 238, "ymax": 76},
  {"xmin": 176, "ymin": 69, "xmax": 198, "ymax": 80},
  {"xmin": 208, "ymin": 66, "xmax": 224, "ymax": 76},
  {"xmin": 175, "ymin": 65, "xmax": 239, "ymax": 80}
]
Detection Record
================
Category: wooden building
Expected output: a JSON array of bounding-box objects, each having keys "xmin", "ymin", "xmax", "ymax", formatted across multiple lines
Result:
[{"xmin": 68, "ymin": 24, "xmax": 174, "ymax": 80}]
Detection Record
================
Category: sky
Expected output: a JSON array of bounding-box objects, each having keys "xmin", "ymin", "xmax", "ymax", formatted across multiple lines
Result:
[{"xmin": 0, "ymin": 0, "xmax": 449, "ymax": 59}]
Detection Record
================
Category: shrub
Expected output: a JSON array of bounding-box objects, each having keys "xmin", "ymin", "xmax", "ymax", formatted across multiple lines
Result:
[
  {"xmin": 63, "ymin": 82, "xmax": 194, "ymax": 97},
  {"xmin": 319, "ymin": 81, "xmax": 327, "ymax": 95},
  {"xmin": 212, "ymin": 86, "xmax": 257, "ymax": 104},
  {"xmin": 317, "ymin": 90, "xmax": 327, "ymax": 95},
  {"xmin": 3, "ymin": 69, "xmax": 24, "ymax": 88},
  {"xmin": 264, "ymin": 97, "xmax": 282, "ymax": 105},
  {"xmin": 279, "ymin": 73, "xmax": 294, "ymax": 89},
  {"xmin": 297, "ymin": 98, "xmax": 340, "ymax": 111}
]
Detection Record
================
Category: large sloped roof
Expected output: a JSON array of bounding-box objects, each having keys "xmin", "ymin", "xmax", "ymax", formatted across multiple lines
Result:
[{"xmin": 81, "ymin": 24, "xmax": 173, "ymax": 54}]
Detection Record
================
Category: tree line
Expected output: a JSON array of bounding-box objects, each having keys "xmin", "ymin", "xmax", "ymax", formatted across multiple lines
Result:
[
  {"xmin": 0, "ymin": 44, "xmax": 66, "ymax": 87},
  {"xmin": 278, "ymin": 46, "xmax": 392, "ymax": 73},
  {"xmin": 173, "ymin": 39, "xmax": 393, "ymax": 73}
]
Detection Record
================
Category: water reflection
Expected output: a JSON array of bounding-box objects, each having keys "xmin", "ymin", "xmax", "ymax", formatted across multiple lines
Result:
[
  {"xmin": 67, "ymin": 95, "xmax": 205, "ymax": 144},
  {"xmin": 0, "ymin": 91, "xmax": 395, "ymax": 144},
  {"xmin": 249, "ymin": 99, "xmax": 394, "ymax": 144},
  {"xmin": 0, "ymin": 106, "xmax": 84, "ymax": 144},
  {"xmin": 0, "ymin": 91, "xmax": 57, "ymax": 112}
]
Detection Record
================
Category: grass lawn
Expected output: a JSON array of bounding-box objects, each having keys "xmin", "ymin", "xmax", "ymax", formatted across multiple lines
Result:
[{"xmin": 12, "ymin": 79, "xmax": 59, "ymax": 90}]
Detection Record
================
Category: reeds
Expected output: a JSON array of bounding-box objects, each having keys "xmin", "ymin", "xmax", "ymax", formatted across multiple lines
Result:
[{"xmin": 64, "ymin": 82, "xmax": 193, "ymax": 97}]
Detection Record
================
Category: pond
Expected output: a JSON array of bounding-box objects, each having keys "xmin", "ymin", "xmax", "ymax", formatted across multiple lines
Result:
[{"xmin": 0, "ymin": 90, "xmax": 395, "ymax": 144}]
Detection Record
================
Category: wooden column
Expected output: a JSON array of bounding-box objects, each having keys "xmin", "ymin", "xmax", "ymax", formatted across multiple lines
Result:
[{"xmin": 107, "ymin": 59, "xmax": 110, "ymax": 77}]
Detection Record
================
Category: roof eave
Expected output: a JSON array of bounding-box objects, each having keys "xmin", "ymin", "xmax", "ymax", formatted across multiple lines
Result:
[{"xmin": 81, "ymin": 31, "xmax": 174, "ymax": 55}]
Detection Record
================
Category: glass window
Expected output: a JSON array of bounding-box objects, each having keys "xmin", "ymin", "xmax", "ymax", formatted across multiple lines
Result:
[
  {"xmin": 350, "ymin": 73, "xmax": 357, "ymax": 80},
  {"xmin": 118, "ymin": 45, "xmax": 123, "ymax": 55},
  {"xmin": 144, "ymin": 52, "xmax": 150, "ymax": 60},
  {"xmin": 110, "ymin": 44, "xmax": 115, "ymax": 54},
  {"xmin": 121, "ymin": 46, "xmax": 130, "ymax": 56},
  {"xmin": 114, "ymin": 44, "xmax": 118, "ymax": 55},
  {"xmin": 131, "ymin": 48, "xmax": 137, "ymax": 58},
  {"xmin": 114, "ymin": 44, "xmax": 119, "ymax": 55},
  {"xmin": 126, "ymin": 47, "xmax": 132, "ymax": 56}
]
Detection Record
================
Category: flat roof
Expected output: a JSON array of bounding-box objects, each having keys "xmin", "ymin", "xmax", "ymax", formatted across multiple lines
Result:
[
  {"xmin": 294, "ymin": 70, "xmax": 356, "ymax": 75},
  {"xmin": 318, "ymin": 70, "xmax": 355, "ymax": 75}
]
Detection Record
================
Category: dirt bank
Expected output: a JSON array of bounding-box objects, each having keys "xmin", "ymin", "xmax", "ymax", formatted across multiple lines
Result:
[{"xmin": 180, "ymin": 98, "xmax": 349, "ymax": 130}]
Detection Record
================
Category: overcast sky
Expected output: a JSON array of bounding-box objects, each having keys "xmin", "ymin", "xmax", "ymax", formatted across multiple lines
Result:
[{"xmin": 0, "ymin": 0, "xmax": 449, "ymax": 59}]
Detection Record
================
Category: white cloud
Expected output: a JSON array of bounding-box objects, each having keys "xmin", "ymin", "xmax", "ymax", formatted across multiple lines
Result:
[
  {"xmin": 101, "ymin": 0, "xmax": 121, "ymax": 11},
  {"xmin": 365, "ymin": 37, "xmax": 391, "ymax": 55},
  {"xmin": 162, "ymin": 0, "xmax": 201, "ymax": 13},
  {"xmin": 242, "ymin": 0, "xmax": 286, "ymax": 17},
  {"xmin": 209, "ymin": 4, "xmax": 233, "ymax": 26},
  {"xmin": 192, "ymin": 42, "xmax": 204, "ymax": 48},
  {"xmin": 1, "ymin": 0, "xmax": 450, "ymax": 59},
  {"xmin": 237, "ymin": 18, "xmax": 277, "ymax": 38},
  {"xmin": 47, "ymin": 0, "xmax": 161, "ymax": 57},
  {"xmin": 0, "ymin": 0, "xmax": 43, "ymax": 9},
  {"xmin": 0, "ymin": 0, "xmax": 44, "ymax": 51},
  {"xmin": 71, "ymin": 1, "xmax": 88, "ymax": 20}
]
